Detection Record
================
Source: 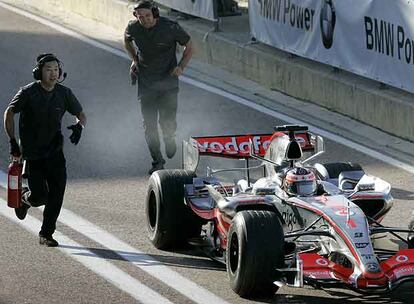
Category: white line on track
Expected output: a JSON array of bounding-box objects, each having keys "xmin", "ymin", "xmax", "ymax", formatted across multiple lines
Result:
[
  {"xmin": 58, "ymin": 208, "xmax": 231, "ymax": 304},
  {"xmin": 0, "ymin": 175, "xmax": 231, "ymax": 304},
  {"xmin": 0, "ymin": 198, "xmax": 173, "ymax": 304},
  {"xmin": 0, "ymin": 170, "xmax": 7, "ymax": 188},
  {"xmin": 0, "ymin": 1, "xmax": 413, "ymax": 175},
  {"xmin": 0, "ymin": 2, "xmax": 233, "ymax": 304}
]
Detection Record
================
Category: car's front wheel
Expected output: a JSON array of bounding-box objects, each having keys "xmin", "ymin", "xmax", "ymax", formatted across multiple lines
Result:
[
  {"xmin": 226, "ymin": 210, "xmax": 285, "ymax": 297},
  {"xmin": 145, "ymin": 169, "xmax": 203, "ymax": 250}
]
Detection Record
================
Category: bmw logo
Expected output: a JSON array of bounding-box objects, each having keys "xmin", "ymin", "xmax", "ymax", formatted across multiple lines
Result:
[{"xmin": 320, "ymin": 0, "xmax": 336, "ymax": 49}]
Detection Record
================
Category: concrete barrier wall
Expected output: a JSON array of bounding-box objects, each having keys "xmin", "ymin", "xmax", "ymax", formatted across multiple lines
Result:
[
  {"xmin": 18, "ymin": 0, "xmax": 133, "ymax": 30},
  {"xmin": 13, "ymin": 0, "xmax": 414, "ymax": 141}
]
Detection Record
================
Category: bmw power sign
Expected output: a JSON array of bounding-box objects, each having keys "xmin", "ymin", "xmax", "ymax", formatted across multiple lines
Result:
[
  {"xmin": 252, "ymin": 0, "xmax": 334, "ymax": 52},
  {"xmin": 249, "ymin": 0, "xmax": 414, "ymax": 94}
]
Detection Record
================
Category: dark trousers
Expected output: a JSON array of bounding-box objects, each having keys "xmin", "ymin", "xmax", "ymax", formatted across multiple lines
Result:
[
  {"xmin": 25, "ymin": 151, "xmax": 67, "ymax": 236},
  {"xmin": 139, "ymin": 89, "xmax": 178, "ymax": 164}
]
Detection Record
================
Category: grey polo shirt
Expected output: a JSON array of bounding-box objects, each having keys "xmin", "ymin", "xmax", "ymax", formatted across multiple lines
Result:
[
  {"xmin": 124, "ymin": 17, "xmax": 190, "ymax": 92},
  {"xmin": 8, "ymin": 82, "xmax": 83, "ymax": 160}
]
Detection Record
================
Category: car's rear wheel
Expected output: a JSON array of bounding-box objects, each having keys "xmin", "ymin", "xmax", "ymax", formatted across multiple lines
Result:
[
  {"xmin": 145, "ymin": 169, "xmax": 203, "ymax": 250},
  {"xmin": 226, "ymin": 210, "xmax": 285, "ymax": 297}
]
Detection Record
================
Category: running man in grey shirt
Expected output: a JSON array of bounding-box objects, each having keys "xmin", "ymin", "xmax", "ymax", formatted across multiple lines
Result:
[{"xmin": 124, "ymin": 0, "xmax": 193, "ymax": 175}]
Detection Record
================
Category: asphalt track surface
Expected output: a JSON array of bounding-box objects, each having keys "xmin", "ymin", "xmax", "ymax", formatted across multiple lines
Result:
[{"xmin": 0, "ymin": 3, "xmax": 413, "ymax": 304}]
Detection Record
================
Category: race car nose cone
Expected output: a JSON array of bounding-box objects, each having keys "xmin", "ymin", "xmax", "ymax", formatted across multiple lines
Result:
[{"xmin": 357, "ymin": 271, "xmax": 388, "ymax": 289}]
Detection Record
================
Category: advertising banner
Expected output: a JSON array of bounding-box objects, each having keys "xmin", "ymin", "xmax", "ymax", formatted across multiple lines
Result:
[
  {"xmin": 249, "ymin": 0, "xmax": 414, "ymax": 93},
  {"xmin": 156, "ymin": 0, "xmax": 217, "ymax": 21}
]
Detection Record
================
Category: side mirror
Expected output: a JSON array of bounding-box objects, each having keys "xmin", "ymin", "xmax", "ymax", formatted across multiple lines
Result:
[{"xmin": 315, "ymin": 135, "xmax": 324, "ymax": 154}]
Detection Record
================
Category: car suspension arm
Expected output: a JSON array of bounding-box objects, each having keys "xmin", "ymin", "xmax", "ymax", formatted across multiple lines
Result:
[
  {"xmin": 289, "ymin": 215, "xmax": 329, "ymax": 242},
  {"xmin": 369, "ymin": 216, "xmax": 410, "ymax": 245},
  {"xmin": 285, "ymin": 229, "xmax": 333, "ymax": 239}
]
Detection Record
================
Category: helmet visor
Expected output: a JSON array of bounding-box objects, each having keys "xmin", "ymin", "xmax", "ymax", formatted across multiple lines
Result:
[{"xmin": 296, "ymin": 181, "xmax": 316, "ymax": 196}]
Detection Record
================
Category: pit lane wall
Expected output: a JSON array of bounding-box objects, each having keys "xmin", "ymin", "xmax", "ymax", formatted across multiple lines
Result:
[
  {"xmin": 12, "ymin": 0, "xmax": 414, "ymax": 141},
  {"xmin": 155, "ymin": 0, "xmax": 217, "ymax": 21}
]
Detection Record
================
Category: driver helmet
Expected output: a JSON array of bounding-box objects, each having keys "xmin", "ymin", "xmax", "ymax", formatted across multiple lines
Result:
[{"xmin": 284, "ymin": 167, "xmax": 317, "ymax": 196}]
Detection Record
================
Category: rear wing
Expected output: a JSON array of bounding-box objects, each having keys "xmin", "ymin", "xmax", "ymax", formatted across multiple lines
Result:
[
  {"xmin": 192, "ymin": 134, "xmax": 272, "ymax": 158},
  {"xmin": 183, "ymin": 131, "xmax": 316, "ymax": 171}
]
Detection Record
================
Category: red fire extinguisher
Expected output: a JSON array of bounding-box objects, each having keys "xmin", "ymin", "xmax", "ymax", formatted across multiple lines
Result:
[{"xmin": 7, "ymin": 160, "xmax": 23, "ymax": 208}]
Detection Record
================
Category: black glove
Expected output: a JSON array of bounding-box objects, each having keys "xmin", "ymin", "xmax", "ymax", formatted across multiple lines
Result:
[
  {"xmin": 9, "ymin": 138, "xmax": 21, "ymax": 157},
  {"xmin": 67, "ymin": 123, "xmax": 83, "ymax": 145}
]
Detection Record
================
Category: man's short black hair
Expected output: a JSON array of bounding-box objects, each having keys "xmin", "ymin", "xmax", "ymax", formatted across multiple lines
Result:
[
  {"xmin": 36, "ymin": 53, "xmax": 58, "ymax": 64},
  {"xmin": 134, "ymin": 0, "xmax": 153, "ymax": 10}
]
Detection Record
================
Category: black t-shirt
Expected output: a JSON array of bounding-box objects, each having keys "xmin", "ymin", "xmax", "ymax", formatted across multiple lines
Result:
[
  {"xmin": 8, "ymin": 82, "xmax": 83, "ymax": 160},
  {"xmin": 124, "ymin": 17, "xmax": 190, "ymax": 91}
]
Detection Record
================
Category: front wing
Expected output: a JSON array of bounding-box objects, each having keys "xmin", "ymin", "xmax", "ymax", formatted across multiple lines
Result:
[{"xmin": 300, "ymin": 249, "xmax": 414, "ymax": 292}]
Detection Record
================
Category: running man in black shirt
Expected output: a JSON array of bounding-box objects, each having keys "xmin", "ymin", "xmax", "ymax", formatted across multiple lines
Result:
[
  {"xmin": 124, "ymin": 0, "xmax": 193, "ymax": 175},
  {"xmin": 3, "ymin": 53, "xmax": 86, "ymax": 247}
]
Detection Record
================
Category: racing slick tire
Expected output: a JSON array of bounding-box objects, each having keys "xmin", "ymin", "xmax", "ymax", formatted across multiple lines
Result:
[
  {"xmin": 226, "ymin": 210, "xmax": 285, "ymax": 297},
  {"xmin": 145, "ymin": 169, "xmax": 203, "ymax": 250}
]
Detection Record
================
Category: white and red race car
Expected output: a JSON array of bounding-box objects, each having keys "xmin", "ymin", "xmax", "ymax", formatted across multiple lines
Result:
[{"xmin": 145, "ymin": 125, "xmax": 414, "ymax": 297}]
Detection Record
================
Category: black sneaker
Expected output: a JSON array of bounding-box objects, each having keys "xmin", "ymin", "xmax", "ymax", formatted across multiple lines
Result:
[
  {"xmin": 165, "ymin": 138, "xmax": 177, "ymax": 159},
  {"xmin": 14, "ymin": 202, "xmax": 30, "ymax": 220},
  {"xmin": 39, "ymin": 235, "xmax": 59, "ymax": 247},
  {"xmin": 148, "ymin": 162, "xmax": 164, "ymax": 175}
]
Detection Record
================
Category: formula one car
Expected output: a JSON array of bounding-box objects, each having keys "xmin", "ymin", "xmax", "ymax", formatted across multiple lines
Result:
[{"xmin": 145, "ymin": 125, "xmax": 414, "ymax": 297}]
